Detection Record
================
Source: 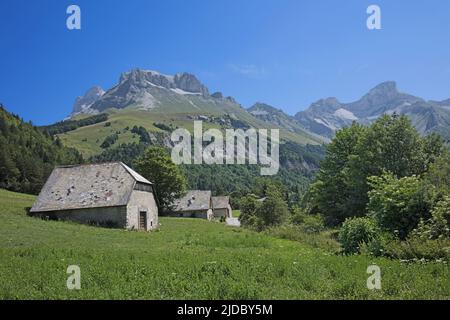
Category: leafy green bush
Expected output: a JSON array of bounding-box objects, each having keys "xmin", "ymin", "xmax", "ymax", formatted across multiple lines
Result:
[
  {"xmin": 240, "ymin": 181, "xmax": 289, "ymax": 231},
  {"xmin": 382, "ymin": 237, "xmax": 450, "ymax": 261},
  {"xmin": 360, "ymin": 232, "xmax": 392, "ymax": 257},
  {"xmin": 255, "ymin": 195, "xmax": 289, "ymax": 229},
  {"xmin": 421, "ymin": 151, "xmax": 450, "ymax": 206},
  {"xmin": 411, "ymin": 197, "xmax": 450, "ymax": 240},
  {"xmin": 367, "ymin": 173, "xmax": 429, "ymax": 239},
  {"xmin": 339, "ymin": 217, "xmax": 381, "ymax": 254},
  {"xmin": 291, "ymin": 207, "xmax": 325, "ymax": 233},
  {"xmin": 239, "ymin": 195, "xmax": 260, "ymax": 228}
]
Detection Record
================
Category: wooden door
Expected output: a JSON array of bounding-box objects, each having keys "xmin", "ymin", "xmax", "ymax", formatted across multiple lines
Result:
[{"xmin": 139, "ymin": 211, "xmax": 147, "ymax": 231}]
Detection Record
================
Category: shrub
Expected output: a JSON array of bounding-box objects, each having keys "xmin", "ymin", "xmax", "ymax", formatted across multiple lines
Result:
[
  {"xmin": 411, "ymin": 196, "xmax": 450, "ymax": 240},
  {"xmin": 432, "ymin": 197, "xmax": 450, "ymax": 235},
  {"xmin": 240, "ymin": 183, "xmax": 289, "ymax": 231},
  {"xmin": 302, "ymin": 215, "xmax": 325, "ymax": 233},
  {"xmin": 421, "ymin": 151, "xmax": 450, "ymax": 206},
  {"xmin": 339, "ymin": 217, "xmax": 381, "ymax": 254},
  {"xmin": 239, "ymin": 195, "xmax": 259, "ymax": 228},
  {"xmin": 290, "ymin": 206, "xmax": 306, "ymax": 225},
  {"xmin": 382, "ymin": 237, "xmax": 450, "ymax": 261},
  {"xmin": 100, "ymin": 133, "xmax": 119, "ymax": 149},
  {"xmin": 367, "ymin": 173, "xmax": 429, "ymax": 239},
  {"xmin": 255, "ymin": 193, "xmax": 289, "ymax": 228},
  {"xmin": 290, "ymin": 206, "xmax": 325, "ymax": 233},
  {"xmin": 360, "ymin": 232, "xmax": 392, "ymax": 257}
]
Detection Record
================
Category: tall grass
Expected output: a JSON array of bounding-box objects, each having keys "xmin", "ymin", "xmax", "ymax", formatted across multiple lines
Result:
[{"xmin": 0, "ymin": 189, "xmax": 449, "ymax": 299}]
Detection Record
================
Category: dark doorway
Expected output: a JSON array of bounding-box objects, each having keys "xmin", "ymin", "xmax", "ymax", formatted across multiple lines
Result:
[{"xmin": 139, "ymin": 211, "xmax": 147, "ymax": 231}]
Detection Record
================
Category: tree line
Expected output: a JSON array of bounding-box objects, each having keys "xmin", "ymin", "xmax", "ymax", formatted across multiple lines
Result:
[
  {"xmin": 39, "ymin": 113, "xmax": 108, "ymax": 136},
  {"xmin": 0, "ymin": 105, "xmax": 83, "ymax": 194}
]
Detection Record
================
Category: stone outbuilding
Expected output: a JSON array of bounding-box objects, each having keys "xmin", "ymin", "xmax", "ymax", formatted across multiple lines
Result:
[
  {"xmin": 212, "ymin": 196, "xmax": 232, "ymax": 218},
  {"xmin": 30, "ymin": 162, "xmax": 158, "ymax": 231},
  {"xmin": 171, "ymin": 190, "xmax": 213, "ymax": 220}
]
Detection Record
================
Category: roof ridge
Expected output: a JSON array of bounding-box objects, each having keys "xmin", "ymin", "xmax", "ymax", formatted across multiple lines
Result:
[
  {"xmin": 55, "ymin": 161, "xmax": 122, "ymax": 169},
  {"xmin": 120, "ymin": 162, "xmax": 153, "ymax": 185}
]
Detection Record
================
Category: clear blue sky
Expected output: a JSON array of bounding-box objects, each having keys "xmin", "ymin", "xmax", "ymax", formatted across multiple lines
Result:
[{"xmin": 1, "ymin": 0, "xmax": 450, "ymax": 125}]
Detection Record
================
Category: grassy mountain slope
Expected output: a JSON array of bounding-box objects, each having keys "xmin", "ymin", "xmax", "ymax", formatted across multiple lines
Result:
[
  {"xmin": 0, "ymin": 189, "xmax": 448, "ymax": 299},
  {"xmin": 249, "ymin": 102, "xmax": 330, "ymax": 143},
  {"xmin": 59, "ymin": 105, "xmax": 324, "ymax": 159}
]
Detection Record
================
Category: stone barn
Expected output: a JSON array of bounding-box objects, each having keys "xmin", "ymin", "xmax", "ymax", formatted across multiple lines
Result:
[
  {"xmin": 171, "ymin": 190, "xmax": 213, "ymax": 220},
  {"xmin": 212, "ymin": 196, "xmax": 232, "ymax": 219},
  {"xmin": 30, "ymin": 162, "xmax": 158, "ymax": 231}
]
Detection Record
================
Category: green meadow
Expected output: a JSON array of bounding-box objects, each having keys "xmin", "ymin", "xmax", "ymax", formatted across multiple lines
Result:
[{"xmin": 0, "ymin": 189, "xmax": 448, "ymax": 299}]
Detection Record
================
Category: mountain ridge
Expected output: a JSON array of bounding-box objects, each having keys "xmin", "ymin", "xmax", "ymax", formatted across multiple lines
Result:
[
  {"xmin": 294, "ymin": 81, "xmax": 450, "ymax": 138},
  {"xmin": 66, "ymin": 68, "xmax": 326, "ymax": 152},
  {"xmin": 69, "ymin": 71, "xmax": 450, "ymax": 145}
]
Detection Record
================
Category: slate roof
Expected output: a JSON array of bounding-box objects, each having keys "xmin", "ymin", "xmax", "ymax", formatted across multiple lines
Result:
[
  {"xmin": 212, "ymin": 196, "xmax": 230, "ymax": 209},
  {"xmin": 30, "ymin": 162, "xmax": 152, "ymax": 213},
  {"xmin": 172, "ymin": 190, "xmax": 212, "ymax": 212}
]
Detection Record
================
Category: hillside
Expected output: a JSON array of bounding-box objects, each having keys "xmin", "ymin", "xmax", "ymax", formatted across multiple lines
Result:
[
  {"xmin": 0, "ymin": 189, "xmax": 448, "ymax": 299},
  {"xmin": 248, "ymin": 102, "xmax": 330, "ymax": 143},
  {"xmin": 0, "ymin": 105, "xmax": 83, "ymax": 194}
]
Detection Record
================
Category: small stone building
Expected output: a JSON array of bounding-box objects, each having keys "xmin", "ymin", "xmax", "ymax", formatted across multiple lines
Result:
[
  {"xmin": 212, "ymin": 196, "xmax": 232, "ymax": 218},
  {"xmin": 171, "ymin": 190, "xmax": 213, "ymax": 220},
  {"xmin": 30, "ymin": 162, "xmax": 158, "ymax": 231}
]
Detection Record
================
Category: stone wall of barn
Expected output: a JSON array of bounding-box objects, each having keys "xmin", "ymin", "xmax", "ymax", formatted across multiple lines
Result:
[
  {"xmin": 126, "ymin": 189, "xmax": 158, "ymax": 231},
  {"xmin": 170, "ymin": 209, "xmax": 213, "ymax": 220},
  {"xmin": 213, "ymin": 208, "xmax": 229, "ymax": 218},
  {"xmin": 33, "ymin": 206, "xmax": 127, "ymax": 228}
]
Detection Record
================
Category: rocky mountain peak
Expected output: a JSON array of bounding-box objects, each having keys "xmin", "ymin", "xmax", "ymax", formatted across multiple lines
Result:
[
  {"xmin": 249, "ymin": 102, "xmax": 281, "ymax": 112},
  {"xmin": 119, "ymin": 69, "xmax": 173, "ymax": 88},
  {"xmin": 368, "ymin": 81, "xmax": 398, "ymax": 95},
  {"xmin": 73, "ymin": 68, "xmax": 215, "ymax": 114},
  {"xmin": 174, "ymin": 72, "xmax": 209, "ymax": 96},
  {"xmin": 211, "ymin": 92, "xmax": 223, "ymax": 99},
  {"xmin": 308, "ymin": 97, "xmax": 342, "ymax": 113},
  {"xmin": 362, "ymin": 81, "xmax": 400, "ymax": 104},
  {"xmin": 71, "ymin": 86, "xmax": 105, "ymax": 115},
  {"xmin": 349, "ymin": 81, "xmax": 423, "ymax": 117},
  {"xmin": 117, "ymin": 69, "xmax": 209, "ymax": 96},
  {"xmin": 85, "ymin": 86, "xmax": 105, "ymax": 98}
]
